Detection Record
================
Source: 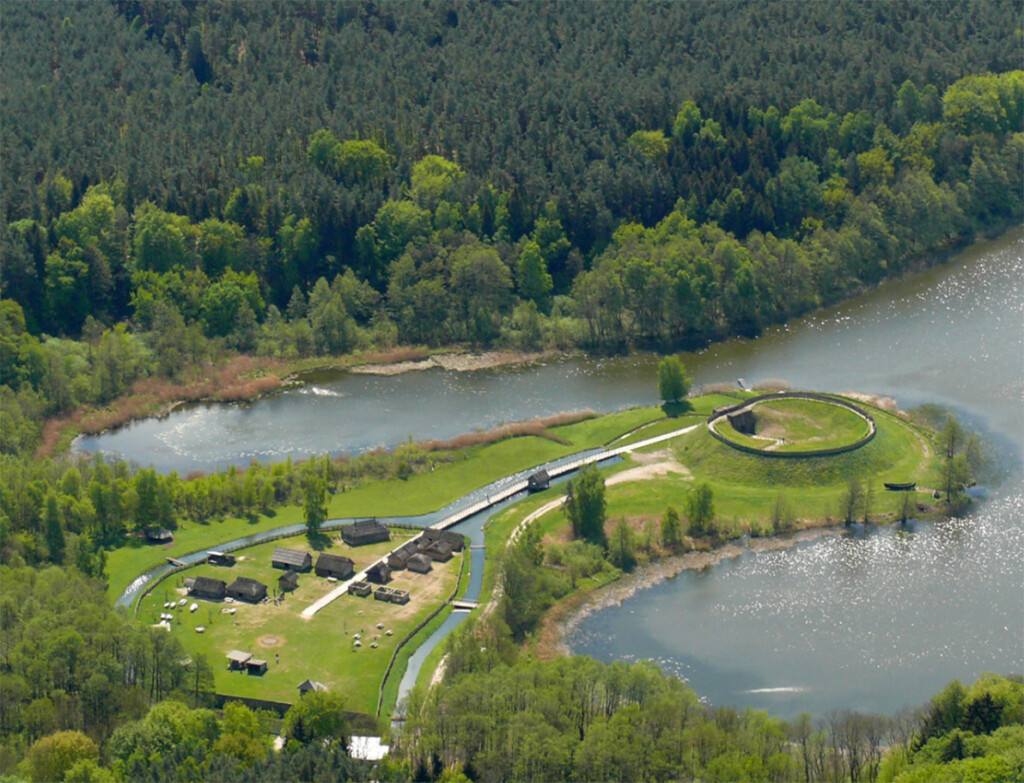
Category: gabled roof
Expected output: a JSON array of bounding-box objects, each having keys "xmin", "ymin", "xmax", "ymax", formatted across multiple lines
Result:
[
  {"xmin": 278, "ymin": 570, "xmax": 299, "ymax": 586},
  {"xmin": 316, "ymin": 553, "xmax": 354, "ymax": 571},
  {"xmin": 191, "ymin": 576, "xmax": 226, "ymax": 594},
  {"xmin": 272, "ymin": 547, "xmax": 312, "ymax": 568},
  {"xmin": 297, "ymin": 679, "xmax": 327, "ymax": 693},
  {"xmin": 227, "ymin": 650, "xmax": 252, "ymax": 664},
  {"xmin": 421, "ymin": 528, "xmax": 465, "ymax": 550},
  {"xmin": 408, "ymin": 553, "xmax": 432, "ymax": 570},
  {"xmin": 227, "ymin": 577, "xmax": 267, "ymax": 597}
]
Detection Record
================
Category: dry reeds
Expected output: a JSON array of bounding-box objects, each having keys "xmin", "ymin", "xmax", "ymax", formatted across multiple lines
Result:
[
  {"xmin": 414, "ymin": 410, "xmax": 596, "ymax": 452},
  {"xmin": 359, "ymin": 346, "xmax": 431, "ymax": 365},
  {"xmin": 34, "ymin": 356, "xmax": 288, "ymax": 458}
]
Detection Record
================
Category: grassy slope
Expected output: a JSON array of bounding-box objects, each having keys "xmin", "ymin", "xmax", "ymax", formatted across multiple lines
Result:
[{"xmin": 714, "ymin": 397, "xmax": 871, "ymax": 452}]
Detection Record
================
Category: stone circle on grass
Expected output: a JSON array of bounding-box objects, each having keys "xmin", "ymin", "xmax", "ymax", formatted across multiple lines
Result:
[{"xmin": 707, "ymin": 392, "xmax": 875, "ymax": 458}]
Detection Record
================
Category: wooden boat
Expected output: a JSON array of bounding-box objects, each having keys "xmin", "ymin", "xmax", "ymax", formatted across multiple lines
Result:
[{"xmin": 884, "ymin": 481, "xmax": 916, "ymax": 491}]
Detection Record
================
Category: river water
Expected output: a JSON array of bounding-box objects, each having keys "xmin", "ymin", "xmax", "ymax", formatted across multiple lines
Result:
[{"xmin": 88, "ymin": 228, "xmax": 1023, "ymax": 718}]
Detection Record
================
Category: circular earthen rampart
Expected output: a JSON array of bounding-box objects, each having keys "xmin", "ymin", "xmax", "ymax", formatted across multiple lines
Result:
[{"xmin": 706, "ymin": 392, "xmax": 876, "ymax": 458}]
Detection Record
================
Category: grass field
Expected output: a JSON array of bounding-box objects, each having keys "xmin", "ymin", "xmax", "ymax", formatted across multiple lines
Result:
[
  {"xmin": 713, "ymin": 396, "xmax": 872, "ymax": 453},
  {"xmin": 495, "ymin": 399, "xmax": 940, "ymax": 542},
  {"xmin": 108, "ymin": 405, "xmax": 675, "ymax": 602},
  {"xmin": 138, "ymin": 530, "xmax": 460, "ymax": 714}
]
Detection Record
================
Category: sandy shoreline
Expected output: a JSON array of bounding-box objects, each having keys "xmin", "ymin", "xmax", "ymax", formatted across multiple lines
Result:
[
  {"xmin": 552, "ymin": 526, "xmax": 845, "ymax": 656},
  {"xmin": 349, "ymin": 349, "xmax": 561, "ymax": 375}
]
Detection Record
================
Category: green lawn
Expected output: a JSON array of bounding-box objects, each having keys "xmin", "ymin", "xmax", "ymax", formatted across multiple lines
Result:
[
  {"xmin": 489, "ymin": 399, "xmax": 940, "ymax": 543},
  {"xmin": 137, "ymin": 530, "xmax": 460, "ymax": 714},
  {"xmin": 108, "ymin": 435, "xmax": 575, "ymax": 602},
  {"xmin": 713, "ymin": 397, "xmax": 871, "ymax": 453}
]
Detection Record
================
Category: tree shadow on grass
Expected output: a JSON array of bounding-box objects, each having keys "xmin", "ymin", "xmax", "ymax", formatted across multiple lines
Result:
[
  {"xmin": 661, "ymin": 400, "xmax": 694, "ymax": 418},
  {"xmin": 306, "ymin": 531, "xmax": 332, "ymax": 551}
]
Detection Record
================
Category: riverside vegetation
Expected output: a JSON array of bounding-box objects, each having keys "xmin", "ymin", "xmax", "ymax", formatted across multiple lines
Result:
[
  {"xmin": 1, "ymin": 2, "xmax": 1021, "ymax": 781},
  {"xmin": 2, "ymin": 382, "xmax": 1004, "ymax": 781}
]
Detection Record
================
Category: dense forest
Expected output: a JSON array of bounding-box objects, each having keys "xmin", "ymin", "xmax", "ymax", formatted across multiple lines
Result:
[
  {"xmin": 2, "ymin": 4, "xmax": 1022, "ymax": 421},
  {"xmin": 1, "ymin": 1, "xmax": 1022, "ymax": 780}
]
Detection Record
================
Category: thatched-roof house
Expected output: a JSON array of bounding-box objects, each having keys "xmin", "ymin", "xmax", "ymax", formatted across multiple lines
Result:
[
  {"xmin": 315, "ymin": 553, "xmax": 355, "ymax": 580},
  {"xmin": 407, "ymin": 553, "xmax": 433, "ymax": 574},
  {"xmin": 341, "ymin": 519, "xmax": 390, "ymax": 547},
  {"xmin": 527, "ymin": 469, "xmax": 551, "ymax": 492},
  {"xmin": 366, "ymin": 561, "xmax": 391, "ymax": 584},
  {"xmin": 386, "ymin": 541, "xmax": 421, "ymax": 570},
  {"xmin": 207, "ymin": 551, "xmax": 236, "ymax": 567},
  {"xmin": 146, "ymin": 528, "xmax": 174, "ymax": 544},
  {"xmin": 420, "ymin": 528, "xmax": 465, "ymax": 552},
  {"xmin": 421, "ymin": 539, "xmax": 454, "ymax": 563},
  {"xmin": 227, "ymin": 577, "xmax": 267, "ymax": 603},
  {"xmin": 278, "ymin": 570, "xmax": 299, "ymax": 592},
  {"xmin": 272, "ymin": 547, "xmax": 312, "ymax": 572},
  {"xmin": 190, "ymin": 576, "xmax": 227, "ymax": 600}
]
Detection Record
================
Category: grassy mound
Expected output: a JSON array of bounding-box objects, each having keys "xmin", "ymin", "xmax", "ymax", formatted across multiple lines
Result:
[{"xmin": 712, "ymin": 396, "xmax": 872, "ymax": 454}]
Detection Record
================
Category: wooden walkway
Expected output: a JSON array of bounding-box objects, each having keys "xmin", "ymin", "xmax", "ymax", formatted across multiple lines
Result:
[{"xmin": 300, "ymin": 420, "xmax": 700, "ymax": 619}]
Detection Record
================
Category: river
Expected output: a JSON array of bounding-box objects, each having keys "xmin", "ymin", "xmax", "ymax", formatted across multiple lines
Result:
[{"xmin": 89, "ymin": 228, "xmax": 1023, "ymax": 718}]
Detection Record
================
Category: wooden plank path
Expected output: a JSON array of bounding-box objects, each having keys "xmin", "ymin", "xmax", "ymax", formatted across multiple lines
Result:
[{"xmin": 300, "ymin": 421, "xmax": 700, "ymax": 619}]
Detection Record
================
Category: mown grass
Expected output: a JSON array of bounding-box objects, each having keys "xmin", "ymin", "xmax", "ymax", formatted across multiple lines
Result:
[
  {"xmin": 138, "ymin": 530, "xmax": 459, "ymax": 714},
  {"xmin": 108, "ymin": 435, "xmax": 574, "ymax": 603},
  {"xmin": 714, "ymin": 397, "xmax": 871, "ymax": 452}
]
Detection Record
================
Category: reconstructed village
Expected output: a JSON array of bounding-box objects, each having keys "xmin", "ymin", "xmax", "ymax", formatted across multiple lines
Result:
[{"xmin": 1, "ymin": 2, "xmax": 1021, "ymax": 781}]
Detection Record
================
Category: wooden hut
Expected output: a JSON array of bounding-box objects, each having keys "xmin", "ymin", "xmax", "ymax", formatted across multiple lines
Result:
[
  {"xmin": 189, "ymin": 576, "xmax": 226, "ymax": 600},
  {"xmin": 145, "ymin": 528, "xmax": 174, "ymax": 544},
  {"xmin": 278, "ymin": 570, "xmax": 299, "ymax": 592},
  {"xmin": 407, "ymin": 553, "xmax": 433, "ymax": 574},
  {"xmin": 297, "ymin": 679, "xmax": 327, "ymax": 695},
  {"xmin": 341, "ymin": 519, "xmax": 390, "ymax": 547},
  {"xmin": 420, "ymin": 528, "xmax": 465, "ymax": 552},
  {"xmin": 387, "ymin": 541, "xmax": 421, "ymax": 570},
  {"xmin": 207, "ymin": 551, "xmax": 236, "ymax": 567},
  {"xmin": 421, "ymin": 539, "xmax": 454, "ymax": 563},
  {"xmin": 315, "ymin": 553, "xmax": 355, "ymax": 580},
  {"xmin": 227, "ymin": 577, "xmax": 267, "ymax": 603},
  {"xmin": 246, "ymin": 658, "xmax": 267, "ymax": 675},
  {"xmin": 527, "ymin": 469, "xmax": 551, "ymax": 492},
  {"xmin": 226, "ymin": 650, "xmax": 252, "ymax": 671},
  {"xmin": 272, "ymin": 547, "xmax": 312, "ymax": 572},
  {"xmin": 366, "ymin": 561, "xmax": 391, "ymax": 584}
]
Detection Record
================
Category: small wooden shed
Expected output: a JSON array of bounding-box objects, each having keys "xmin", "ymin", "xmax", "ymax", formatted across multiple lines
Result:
[
  {"xmin": 246, "ymin": 658, "xmax": 267, "ymax": 676},
  {"xmin": 407, "ymin": 553, "xmax": 433, "ymax": 574},
  {"xmin": 297, "ymin": 679, "xmax": 327, "ymax": 695},
  {"xmin": 207, "ymin": 550, "xmax": 236, "ymax": 567},
  {"xmin": 278, "ymin": 570, "xmax": 299, "ymax": 592},
  {"xmin": 226, "ymin": 650, "xmax": 252, "ymax": 671},
  {"xmin": 366, "ymin": 561, "xmax": 391, "ymax": 585}
]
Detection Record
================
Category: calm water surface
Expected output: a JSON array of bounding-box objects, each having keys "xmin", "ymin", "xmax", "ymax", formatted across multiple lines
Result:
[{"xmin": 82, "ymin": 228, "xmax": 1024, "ymax": 717}]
